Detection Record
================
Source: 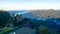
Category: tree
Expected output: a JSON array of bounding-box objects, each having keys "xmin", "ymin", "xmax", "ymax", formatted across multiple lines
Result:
[{"xmin": 0, "ymin": 10, "xmax": 11, "ymax": 28}]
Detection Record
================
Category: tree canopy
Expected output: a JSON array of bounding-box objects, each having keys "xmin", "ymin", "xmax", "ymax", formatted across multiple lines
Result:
[{"xmin": 0, "ymin": 10, "xmax": 11, "ymax": 28}]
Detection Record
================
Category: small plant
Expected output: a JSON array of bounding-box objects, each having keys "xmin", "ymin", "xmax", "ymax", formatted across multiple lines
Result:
[
  {"xmin": 35, "ymin": 25, "xmax": 50, "ymax": 34},
  {"xmin": 0, "ymin": 27, "xmax": 13, "ymax": 34}
]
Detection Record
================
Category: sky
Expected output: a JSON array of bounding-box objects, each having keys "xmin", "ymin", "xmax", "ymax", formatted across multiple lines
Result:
[{"xmin": 0, "ymin": 0, "xmax": 60, "ymax": 10}]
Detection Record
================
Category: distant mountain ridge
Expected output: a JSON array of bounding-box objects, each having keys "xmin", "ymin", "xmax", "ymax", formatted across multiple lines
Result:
[
  {"xmin": 29, "ymin": 10, "xmax": 60, "ymax": 18},
  {"xmin": 8, "ymin": 10, "xmax": 38, "ymax": 19},
  {"xmin": 8, "ymin": 10, "xmax": 60, "ymax": 18}
]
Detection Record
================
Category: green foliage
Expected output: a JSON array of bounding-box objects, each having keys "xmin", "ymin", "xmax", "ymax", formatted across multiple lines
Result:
[
  {"xmin": 0, "ymin": 27, "xmax": 13, "ymax": 34},
  {"xmin": 36, "ymin": 25, "xmax": 50, "ymax": 34},
  {"xmin": 0, "ymin": 10, "xmax": 11, "ymax": 28}
]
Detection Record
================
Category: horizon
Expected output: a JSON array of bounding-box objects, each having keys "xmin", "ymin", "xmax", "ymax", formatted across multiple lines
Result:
[
  {"xmin": 0, "ymin": 0, "xmax": 60, "ymax": 10},
  {"xmin": 0, "ymin": 8, "xmax": 60, "ymax": 11}
]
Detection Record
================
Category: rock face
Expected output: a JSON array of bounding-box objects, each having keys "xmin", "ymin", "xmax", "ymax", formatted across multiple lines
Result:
[
  {"xmin": 29, "ymin": 10, "xmax": 60, "ymax": 18},
  {"xmin": 15, "ymin": 27, "xmax": 36, "ymax": 34}
]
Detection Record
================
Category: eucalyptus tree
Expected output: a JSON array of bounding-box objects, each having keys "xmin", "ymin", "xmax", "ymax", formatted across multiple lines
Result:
[{"xmin": 0, "ymin": 10, "xmax": 11, "ymax": 28}]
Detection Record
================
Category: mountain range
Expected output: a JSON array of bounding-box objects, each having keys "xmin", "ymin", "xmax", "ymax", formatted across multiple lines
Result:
[{"xmin": 29, "ymin": 9, "xmax": 60, "ymax": 18}]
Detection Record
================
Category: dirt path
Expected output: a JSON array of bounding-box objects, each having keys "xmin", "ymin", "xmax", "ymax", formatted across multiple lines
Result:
[{"xmin": 15, "ymin": 27, "xmax": 36, "ymax": 34}]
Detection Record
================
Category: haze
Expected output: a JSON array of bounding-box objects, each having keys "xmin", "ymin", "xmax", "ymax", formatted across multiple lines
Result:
[{"xmin": 0, "ymin": 0, "xmax": 60, "ymax": 10}]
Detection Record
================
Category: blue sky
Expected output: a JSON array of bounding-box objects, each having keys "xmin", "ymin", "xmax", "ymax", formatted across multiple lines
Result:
[{"xmin": 0, "ymin": 0, "xmax": 60, "ymax": 10}]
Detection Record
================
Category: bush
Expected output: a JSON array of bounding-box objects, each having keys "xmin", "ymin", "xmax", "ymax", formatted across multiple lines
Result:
[
  {"xmin": 36, "ymin": 26, "xmax": 50, "ymax": 34},
  {"xmin": 0, "ymin": 27, "xmax": 13, "ymax": 34}
]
